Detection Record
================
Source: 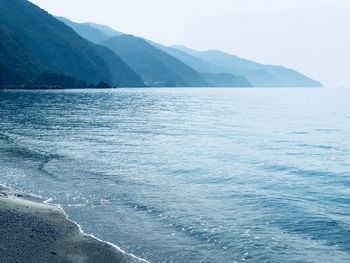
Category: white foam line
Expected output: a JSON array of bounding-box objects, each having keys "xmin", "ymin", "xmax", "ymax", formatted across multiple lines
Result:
[
  {"xmin": 0, "ymin": 183, "xmax": 150, "ymax": 263},
  {"xmin": 43, "ymin": 197, "xmax": 53, "ymax": 204},
  {"xmin": 55, "ymin": 203, "xmax": 150, "ymax": 263}
]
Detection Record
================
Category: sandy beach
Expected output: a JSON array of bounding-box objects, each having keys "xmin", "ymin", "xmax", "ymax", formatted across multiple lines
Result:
[{"xmin": 0, "ymin": 186, "xmax": 145, "ymax": 263}]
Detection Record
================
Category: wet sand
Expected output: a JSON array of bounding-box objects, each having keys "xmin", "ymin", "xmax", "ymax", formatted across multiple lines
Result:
[{"xmin": 0, "ymin": 186, "xmax": 146, "ymax": 263}]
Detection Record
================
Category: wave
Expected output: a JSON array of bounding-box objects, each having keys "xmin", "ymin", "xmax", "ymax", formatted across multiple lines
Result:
[
  {"xmin": 261, "ymin": 164, "xmax": 350, "ymax": 183},
  {"xmin": 0, "ymin": 134, "xmax": 63, "ymax": 180},
  {"xmin": 263, "ymin": 198, "xmax": 350, "ymax": 252},
  {"xmin": 0, "ymin": 183, "xmax": 150, "ymax": 263},
  {"xmin": 58, "ymin": 205, "xmax": 150, "ymax": 263}
]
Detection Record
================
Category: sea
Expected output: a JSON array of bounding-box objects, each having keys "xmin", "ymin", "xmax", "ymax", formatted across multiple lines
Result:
[{"xmin": 0, "ymin": 88, "xmax": 349, "ymax": 263}]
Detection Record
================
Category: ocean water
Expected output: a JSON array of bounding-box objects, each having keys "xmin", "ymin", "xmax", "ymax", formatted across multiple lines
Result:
[{"xmin": 0, "ymin": 88, "xmax": 349, "ymax": 263}]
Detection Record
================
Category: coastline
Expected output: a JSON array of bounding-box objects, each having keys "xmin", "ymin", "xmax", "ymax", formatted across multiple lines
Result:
[
  {"xmin": 0, "ymin": 85, "xmax": 117, "ymax": 90},
  {"xmin": 0, "ymin": 185, "xmax": 148, "ymax": 263}
]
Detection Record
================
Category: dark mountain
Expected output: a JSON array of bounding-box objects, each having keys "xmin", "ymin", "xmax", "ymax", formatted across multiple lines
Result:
[
  {"xmin": 103, "ymin": 35, "xmax": 210, "ymax": 87},
  {"xmin": 0, "ymin": 25, "xmax": 42, "ymax": 85},
  {"xmin": 0, "ymin": 0, "xmax": 144, "ymax": 87},
  {"xmin": 57, "ymin": 17, "xmax": 144, "ymax": 87},
  {"xmin": 172, "ymin": 46, "xmax": 322, "ymax": 87},
  {"xmin": 32, "ymin": 73, "xmax": 92, "ymax": 88}
]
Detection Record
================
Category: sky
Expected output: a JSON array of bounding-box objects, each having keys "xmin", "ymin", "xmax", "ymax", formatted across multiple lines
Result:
[{"xmin": 30, "ymin": 0, "xmax": 350, "ymax": 87}]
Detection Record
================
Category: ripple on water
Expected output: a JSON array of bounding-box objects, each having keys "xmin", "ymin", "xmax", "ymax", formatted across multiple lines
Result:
[{"xmin": 0, "ymin": 89, "xmax": 350, "ymax": 263}]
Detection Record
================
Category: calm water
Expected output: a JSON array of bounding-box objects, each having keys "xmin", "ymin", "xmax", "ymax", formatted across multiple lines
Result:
[{"xmin": 0, "ymin": 88, "xmax": 349, "ymax": 263}]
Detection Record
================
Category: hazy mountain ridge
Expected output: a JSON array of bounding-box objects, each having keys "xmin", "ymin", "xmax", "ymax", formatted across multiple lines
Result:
[
  {"xmin": 58, "ymin": 18, "xmax": 251, "ymax": 87},
  {"xmin": 149, "ymin": 41, "xmax": 252, "ymax": 87},
  {"xmin": 201, "ymin": 73, "xmax": 252, "ymax": 87},
  {"xmin": 57, "ymin": 17, "xmax": 110, "ymax": 44},
  {"xmin": 103, "ymin": 35, "xmax": 210, "ymax": 87},
  {"xmin": 57, "ymin": 17, "xmax": 123, "ymax": 44},
  {"xmin": 85, "ymin": 22, "xmax": 123, "ymax": 38},
  {"xmin": 58, "ymin": 18, "xmax": 211, "ymax": 87},
  {"xmin": 0, "ymin": 1, "xmax": 322, "ymax": 88},
  {"xmin": 172, "ymin": 46, "xmax": 322, "ymax": 87},
  {"xmin": 59, "ymin": 17, "xmax": 320, "ymax": 87}
]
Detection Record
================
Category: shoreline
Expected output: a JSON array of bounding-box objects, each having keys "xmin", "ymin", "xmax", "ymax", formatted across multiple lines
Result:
[
  {"xmin": 0, "ymin": 85, "xmax": 117, "ymax": 90},
  {"xmin": 0, "ymin": 185, "xmax": 148, "ymax": 263}
]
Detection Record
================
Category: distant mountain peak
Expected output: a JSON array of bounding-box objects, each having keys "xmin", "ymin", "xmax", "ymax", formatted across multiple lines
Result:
[
  {"xmin": 84, "ymin": 22, "xmax": 123, "ymax": 37},
  {"xmin": 171, "ymin": 45, "xmax": 322, "ymax": 87}
]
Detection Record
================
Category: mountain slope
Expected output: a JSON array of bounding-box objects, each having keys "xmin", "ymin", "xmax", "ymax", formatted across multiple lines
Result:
[
  {"xmin": 0, "ymin": 0, "xmax": 144, "ymax": 87},
  {"xmin": 56, "ymin": 19, "xmax": 251, "ymax": 88},
  {"xmin": 59, "ymin": 17, "xmax": 317, "ymax": 88},
  {"xmin": 151, "ymin": 42, "xmax": 227, "ymax": 74},
  {"xmin": 57, "ymin": 17, "xmax": 124, "ymax": 44},
  {"xmin": 0, "ymin": 0, "xmax": 108, "ymax": 84},
  {"xmin": 86, "ymin": 22, "xmax": 123, "ymax": 38},
  {"xmin": 0, "ymin": 25, "xmax": 42, "ymax": 85},
  {"xmin": 103, "ymin": 35, "xmax": 210, "ymax": 87},
  {"xmin": 149, "ymin": 41, "xmax": 252, "ymax": 87},
  {"xmin": 94, "ymin": 45, "xmax": 145, "ymax": 87},
  {"xmin": 57, "ymin": 19, "xmax": 211, "ymax": 87},
  {"xmin": 201, "ymin": 73, "xmax": 252, "ymax": 87},
  {"xmin": 172, "ymin": 46, "xmax": 322, "ymax": 87},
  {"xmin": 57, "ymin": 17, "xmax": 109, "ymax": 44}
]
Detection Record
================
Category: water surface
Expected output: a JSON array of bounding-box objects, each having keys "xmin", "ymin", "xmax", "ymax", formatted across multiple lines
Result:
[{"xmin": 0, "ymin": 88, "xmax": 349, "ymax": 262}]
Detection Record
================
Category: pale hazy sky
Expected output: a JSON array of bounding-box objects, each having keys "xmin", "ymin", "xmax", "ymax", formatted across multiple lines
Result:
[{"xmin": 30, "ymin": 0, "xmax": 350, "ymax": 87}]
